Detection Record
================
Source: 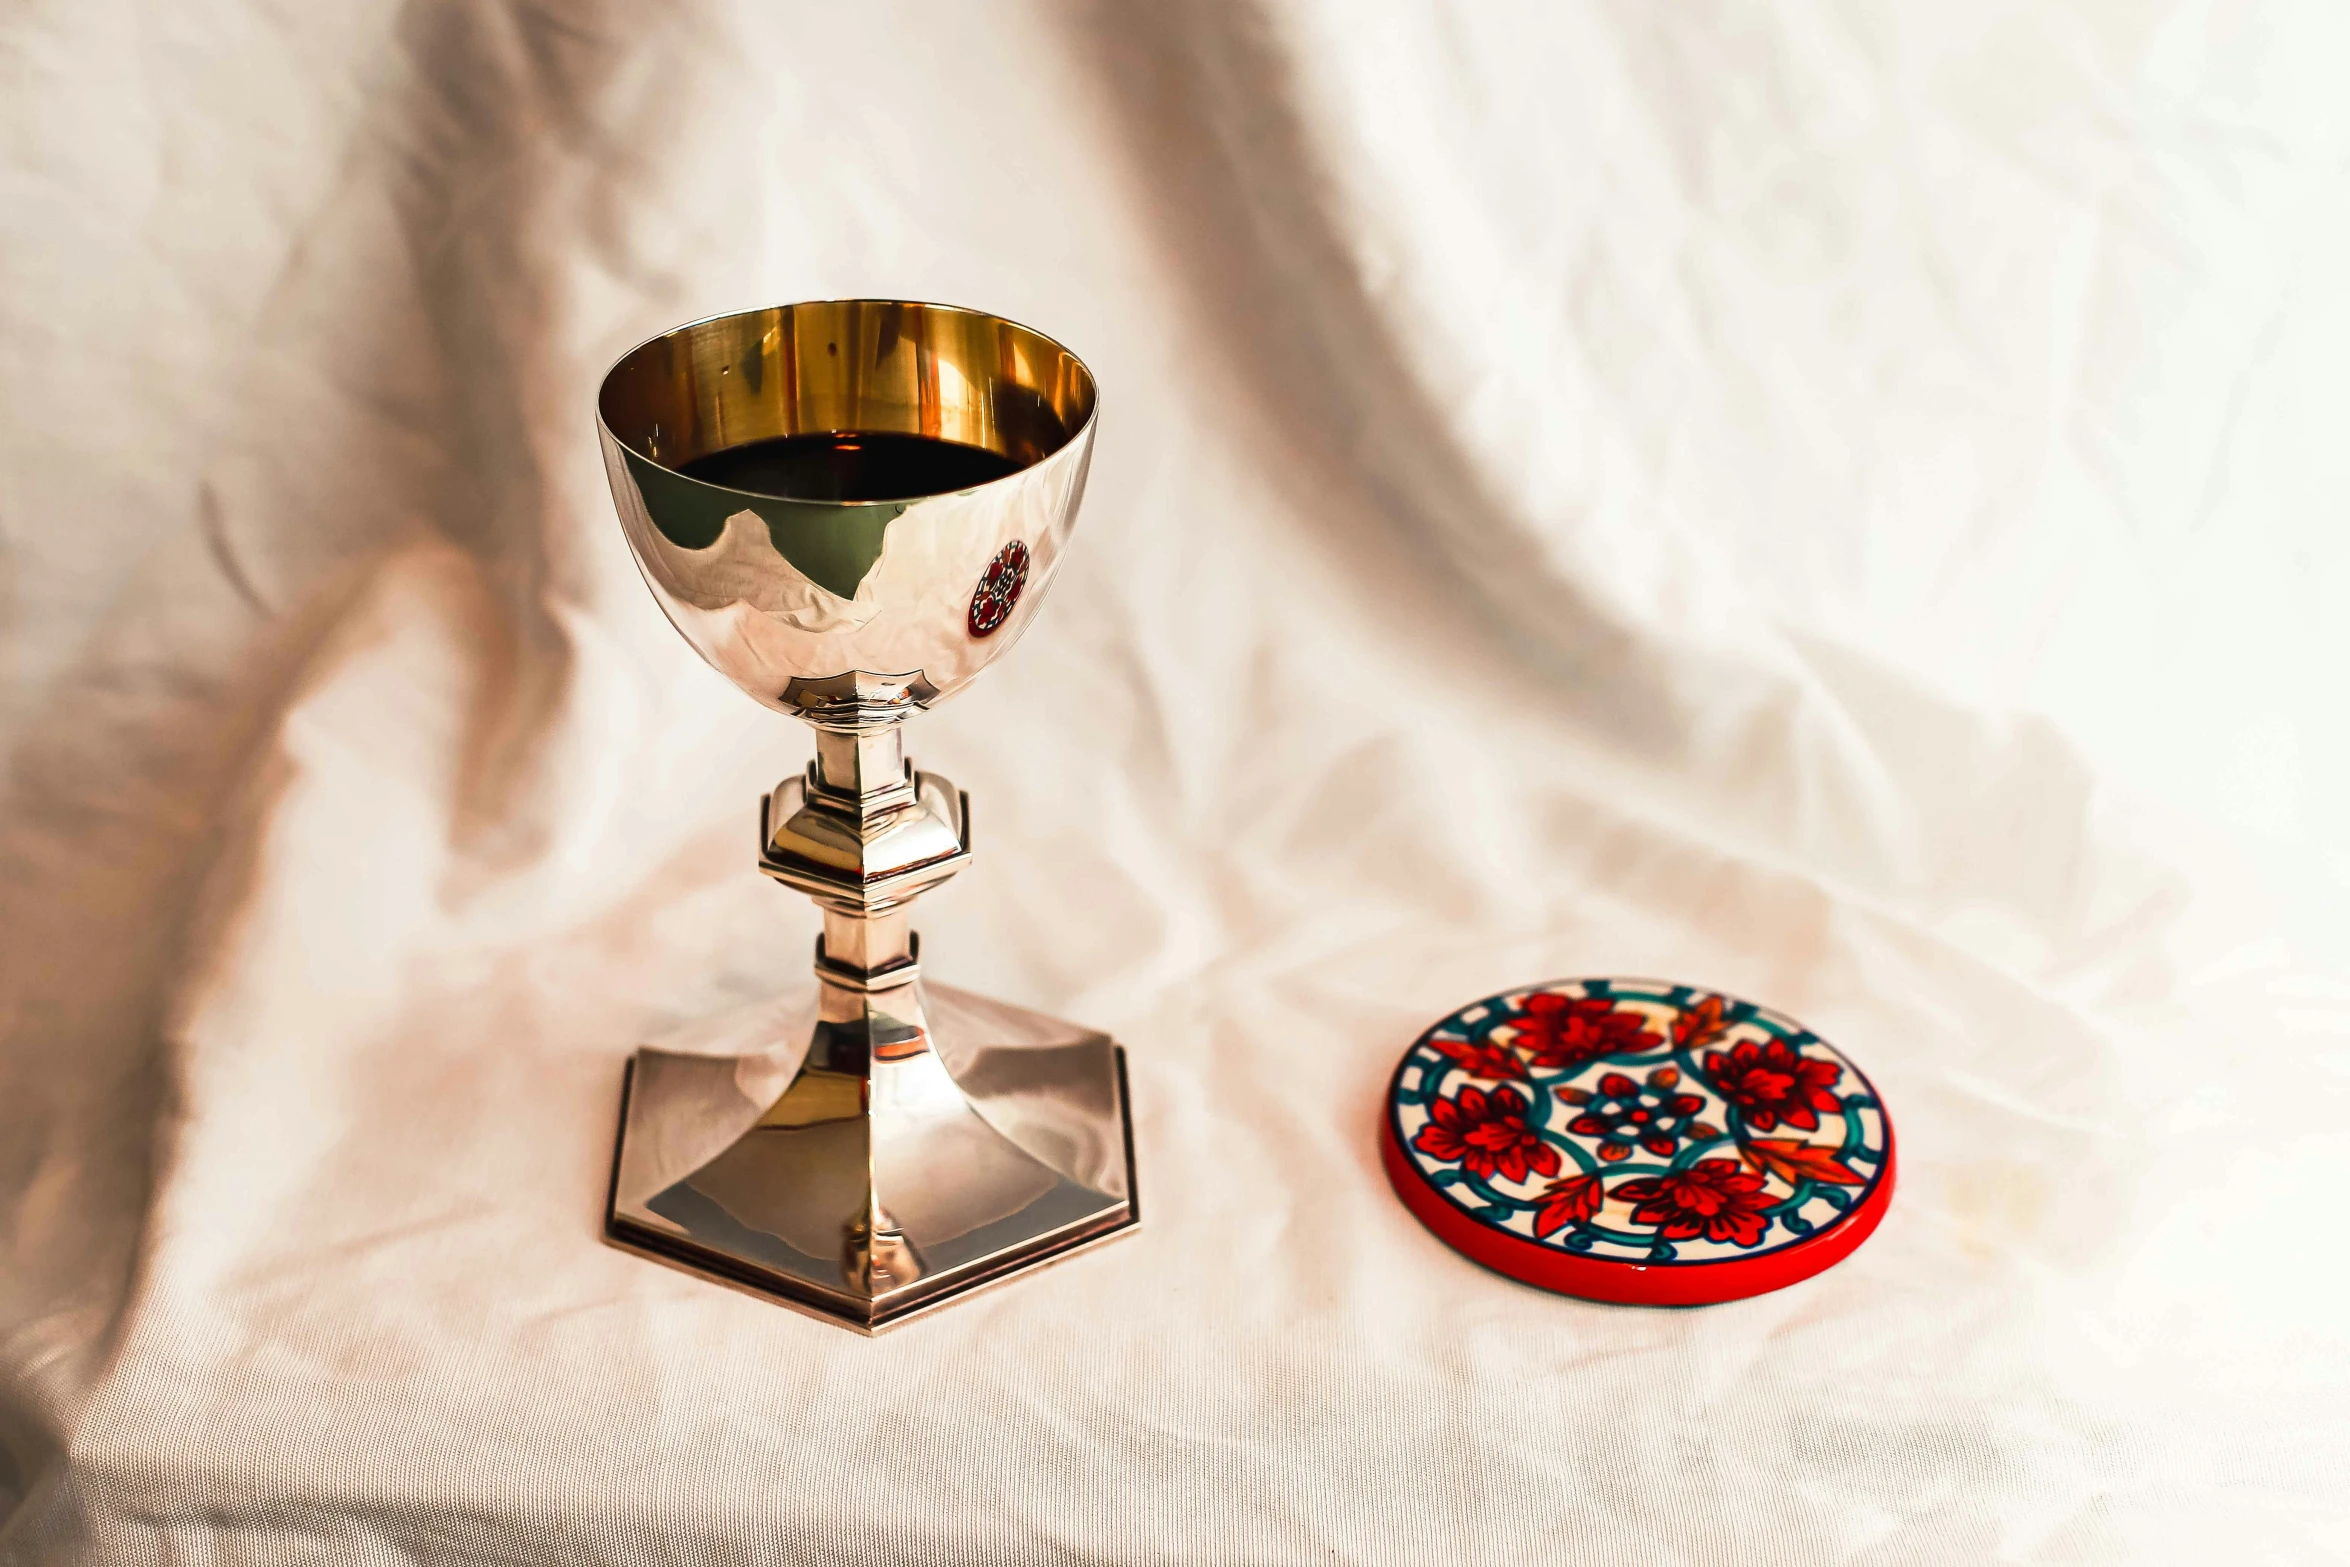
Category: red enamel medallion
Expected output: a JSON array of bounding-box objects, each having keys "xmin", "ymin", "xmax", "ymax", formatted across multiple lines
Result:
[
  {"xmin": 967, "ymin": 539, "xmax": 1030, "ymax": 638},
  {"xmin": 1382, "ymin": 979, "xmax": 1895, "ymax": 1306}
]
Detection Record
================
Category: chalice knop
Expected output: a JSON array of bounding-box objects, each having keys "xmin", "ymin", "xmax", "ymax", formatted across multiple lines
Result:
[{"xmin": 595, "ymin": 301, "xmax": 1134, "ymax": 1332}]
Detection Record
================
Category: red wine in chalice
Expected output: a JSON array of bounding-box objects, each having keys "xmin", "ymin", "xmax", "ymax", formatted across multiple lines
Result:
[{"xmin": 679, "ymin": 432, "xmax": 1018, "ymax": 502}]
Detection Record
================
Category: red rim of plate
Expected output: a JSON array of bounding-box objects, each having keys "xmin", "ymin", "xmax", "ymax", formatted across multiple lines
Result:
[{"xmin": 1380, "ymin": 1037, "xmax": 1897, "ymax": 1307}]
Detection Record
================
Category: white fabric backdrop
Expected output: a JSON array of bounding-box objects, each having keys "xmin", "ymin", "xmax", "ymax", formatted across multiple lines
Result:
[{"xmin": 3, "ymin": 2, "xmax": 2347, "ymax": 1561}]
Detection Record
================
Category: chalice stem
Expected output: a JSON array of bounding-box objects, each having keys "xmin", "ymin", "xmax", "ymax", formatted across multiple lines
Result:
[
  {"xmin": 603, "ymin": 750, "xmax": 1137, "ymax": 1337},
  {"xmin": 611, "ymin": 715, "xmax": 1132, "ymax": 1325}
]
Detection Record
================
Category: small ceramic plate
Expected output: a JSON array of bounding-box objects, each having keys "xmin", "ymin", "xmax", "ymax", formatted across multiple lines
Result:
[{"xmin": 1381, "ymin": 978, "xmax": 1895, "ymax": 1306}]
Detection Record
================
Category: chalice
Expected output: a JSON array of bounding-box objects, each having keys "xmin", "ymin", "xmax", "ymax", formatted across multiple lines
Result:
[{"xmin": 595, "ymin": 301, "xmax": 1135, "ymax": 1332}]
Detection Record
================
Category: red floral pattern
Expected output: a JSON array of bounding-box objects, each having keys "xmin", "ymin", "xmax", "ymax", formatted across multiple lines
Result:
[
  {"xmin": 1702, "ymin": 1037, "xmax": 1842, "ymax": 1132},
  {"xmin": 1614, "ymin": 1159, "xmax": 1775, "ymax": 1247},
  {"xmin": 1393, "ymin": 982, "xmax": 1889, "ymax": 1269},
  {"xmin": 1671, "ymin": 993, "xmax": 1728, "ymax": 1051},
  {"xmin": 1428, "ymin": 1034, "xmax": 1525, "ymax": 1082},
  {"xmin": 1534, "ymin": 1174, "xmax": 1606, "ymax": 1239},
  {"xmin": 1562, "ymin": 1067, "xmax": 1716, "ymax": 1161},
  {"xmin": 1507, "ymin": 993, "xmax": 1662, "ymax": 1073},
  {"xmin": 1410, "ymin": 1085, "xmax": 1560, "ymax": 1185},
  {"xmin": 1410, "ymin": 1085, "xmax": 1560, "ymax": 1184}
]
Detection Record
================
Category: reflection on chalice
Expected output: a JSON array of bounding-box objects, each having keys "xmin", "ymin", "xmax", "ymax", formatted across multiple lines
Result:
[{"xmin": 596, "ymin": 301, "xmax": 1135, "ymax": 1332}]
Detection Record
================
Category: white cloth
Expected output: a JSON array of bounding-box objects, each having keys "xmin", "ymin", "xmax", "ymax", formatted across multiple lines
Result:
[{"xmin": 4, "ymin": 3, "xmax": 2347, "ymax": 1562}]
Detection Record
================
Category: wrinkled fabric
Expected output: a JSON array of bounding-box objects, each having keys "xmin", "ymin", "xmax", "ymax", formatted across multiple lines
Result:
[{"xmin": 3, "ymin": 3, "xmax": 2347, "ymax": 1563}]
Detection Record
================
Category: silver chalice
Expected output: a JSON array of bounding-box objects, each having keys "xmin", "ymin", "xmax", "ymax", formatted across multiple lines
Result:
[{"xmin": 595, "ymin": 301, "xmax": 1135, "ymax": 1332}]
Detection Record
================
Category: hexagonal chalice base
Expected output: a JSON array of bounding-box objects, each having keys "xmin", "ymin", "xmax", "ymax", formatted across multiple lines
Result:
[{"xmin": 606, "ymin": 978, "xmax": 1138, "ymax": 1333}]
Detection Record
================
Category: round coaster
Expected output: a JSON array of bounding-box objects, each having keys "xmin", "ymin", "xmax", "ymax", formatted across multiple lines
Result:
[{"xmin": 1380, "ymin": 978, "xmax": 1894, "ymax": 1306}]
